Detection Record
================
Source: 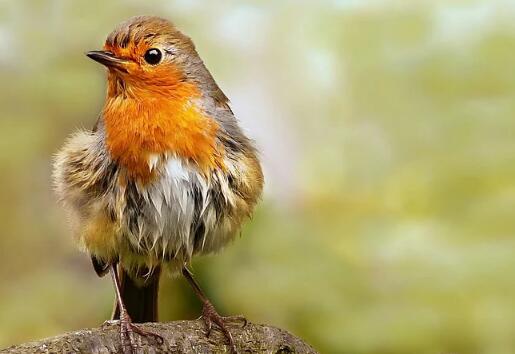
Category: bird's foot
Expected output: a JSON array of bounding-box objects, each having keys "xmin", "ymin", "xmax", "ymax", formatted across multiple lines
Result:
[
  {"xmin": 199, "ymin": 301, "xmax": 246, "ymax": 354},
  {"xmin": 104, "ymin": 315, "xmax": 164, "ymax": 354},
  {"xmin": 119, "ymin": 315, "xmax": 139, "ymax": 354},
  {"xmin": 127, "ymin": 322, "xmax": 164, "ymax": 345}
]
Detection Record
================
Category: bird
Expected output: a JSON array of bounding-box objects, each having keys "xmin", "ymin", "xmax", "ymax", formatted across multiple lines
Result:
[{"xmin": 53, "ymin": 15, "xmax": 263, "ymax": 354}]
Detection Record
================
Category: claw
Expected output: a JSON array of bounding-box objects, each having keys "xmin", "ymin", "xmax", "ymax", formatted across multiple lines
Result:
[
  {"xmin": 200, "ymin": 302, "xmax": 241, "ymax": 354},
  {"xmin": 130, "ymin": 323, "xmax": 164, "ymax": 345},
  {"xmin": 240, "ymin": 318, "xmax": 248, "ymax": 329},
  {"xmin": 120, "ymin": 317, "xmax": 138, "ymax": 354},
  {"xmin": 101, "ymin": 319, "xmax": 120, "ymax": 329},
  {"xmin": 181, "ymin": 267, "xmax": 242, "ymax": 353},
  {"xmin": 111, "ymin": 312, "xmax": 164, "ymax": 354},
  {"xmin": 225, "ymin": 315, "xmax": 247, "ymax": 328},
  {"xmin": 205, "ymin": 318, "xmax": 213, "ymax": 337}
]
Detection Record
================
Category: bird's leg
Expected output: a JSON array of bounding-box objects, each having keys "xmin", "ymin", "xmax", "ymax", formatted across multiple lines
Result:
[
  {"xmin": 109, "ymin": 265, "xmax": 163, "ymax": 354},
  {"xmin": 110, "ymin": 264, "xmax": 138, "ymax": 354},
  {"xmin": 182, "ymin": 266, "xmax": 247, "ymax": 353}
]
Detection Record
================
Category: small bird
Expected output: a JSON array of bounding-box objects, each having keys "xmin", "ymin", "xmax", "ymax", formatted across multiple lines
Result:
[{"xmin": 53, "ymin": 16, "xmax": 263, "ymax": 353}]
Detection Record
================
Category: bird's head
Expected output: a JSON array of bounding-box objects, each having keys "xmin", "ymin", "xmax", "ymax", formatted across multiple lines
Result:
[{"xmin": 87, "ymin": 16, "xmax": 209, "ymax": 99}]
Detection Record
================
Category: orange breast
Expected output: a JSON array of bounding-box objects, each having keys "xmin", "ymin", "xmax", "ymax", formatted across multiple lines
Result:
[{"xmin": 102, "ymin": 82, "xmax": 223, "ymax": 181}]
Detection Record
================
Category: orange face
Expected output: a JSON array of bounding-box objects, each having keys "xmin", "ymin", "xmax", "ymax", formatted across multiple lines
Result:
[
  {"xmin": 87, "ymin": 19, "xmax": 224, "ymax": 182},
  {"xmin": 101, "ymin": 37, "xmax": 185, "ymax": 95}
]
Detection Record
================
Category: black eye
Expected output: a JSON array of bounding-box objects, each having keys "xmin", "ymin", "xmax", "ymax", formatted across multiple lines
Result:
[{"xmin": 144, "ymin": 48, "xmax": 162, "ymax": 65}]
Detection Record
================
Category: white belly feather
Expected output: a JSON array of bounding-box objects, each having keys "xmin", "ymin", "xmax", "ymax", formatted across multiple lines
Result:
[{"xmin": 121, "ymin": 156, "xmax": 235, "ymax": 264}]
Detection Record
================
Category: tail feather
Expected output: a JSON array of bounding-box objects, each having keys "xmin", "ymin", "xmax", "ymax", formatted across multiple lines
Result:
[{"xmin": 112, "ymin": 266, "xmax": 161, "ymax": 323}]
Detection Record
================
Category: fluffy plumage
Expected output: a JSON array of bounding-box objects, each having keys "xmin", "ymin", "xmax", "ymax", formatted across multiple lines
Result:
[{"xmin": 53, "ymin": 16, "xmax": 263, "ymax": 277}]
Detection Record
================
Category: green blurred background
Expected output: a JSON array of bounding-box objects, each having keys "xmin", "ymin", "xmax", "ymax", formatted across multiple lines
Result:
[{"xmin": 1, "ymin": 0, "xmax": 514, "ymax": 353}]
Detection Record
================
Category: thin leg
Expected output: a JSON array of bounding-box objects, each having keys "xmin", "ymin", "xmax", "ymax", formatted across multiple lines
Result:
[
  {"xmin": 109, "ymin": 265, "xmax": 163, "ymax": 354},
  {"xmin": 182, "ymin": 266, "xmax": 246, "ymax": 354},
  {"xmin": 110, "ymin": 264, "xmax": 125, "ymax": 312},
  {"xmin": 110, "ymin": 264, "xmax": 138, "ymax": 354}
]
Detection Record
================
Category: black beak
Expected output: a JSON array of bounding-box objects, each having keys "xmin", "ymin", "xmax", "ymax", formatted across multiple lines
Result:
[{"xmin": 86, "ymin": 51, "xmax": 128, "ymax": 71}]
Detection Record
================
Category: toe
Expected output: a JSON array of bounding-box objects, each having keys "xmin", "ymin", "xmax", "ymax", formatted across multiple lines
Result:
[
  {"xmin": 101, "ymin": 319, "xmax": 120, "ymax": 329},
  {"xmin": 224, "ymin": 315, "xmax": 247, "ymax": 328},
  {"xmin": 130, "ymin": 323, "xmax": 164, "ymax": 345}
]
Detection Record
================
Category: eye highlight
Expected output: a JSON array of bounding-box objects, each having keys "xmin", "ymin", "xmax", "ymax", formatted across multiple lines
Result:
[{"xmin": 143, "ymin": 48, "xmax": 162, "ymax": 65}]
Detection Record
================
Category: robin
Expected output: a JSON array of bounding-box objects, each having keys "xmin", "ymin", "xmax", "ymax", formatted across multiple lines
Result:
[{"xmin": 53, "ymin": 15, "xmax": 263, "ymax": 353}]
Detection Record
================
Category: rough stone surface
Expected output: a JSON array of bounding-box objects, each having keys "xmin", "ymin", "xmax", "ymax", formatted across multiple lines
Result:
[{"xmin": 0, "ymin": 320, "xmax": 318, "ymax": 354}]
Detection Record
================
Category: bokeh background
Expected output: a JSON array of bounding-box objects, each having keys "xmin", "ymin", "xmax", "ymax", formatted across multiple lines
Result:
[{"xmin": 1, "ymin": 0, "xmax": 514, "ymax": 353}]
